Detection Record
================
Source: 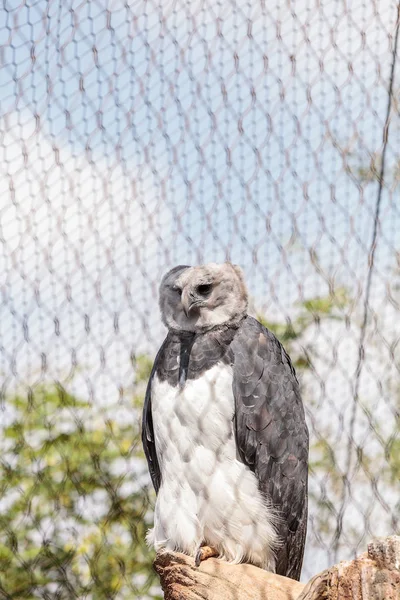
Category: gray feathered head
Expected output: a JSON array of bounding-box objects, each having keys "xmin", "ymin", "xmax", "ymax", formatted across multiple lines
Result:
[{"xmin": 159, "ymin": 262, "xmax": 248, "ymax": 332}]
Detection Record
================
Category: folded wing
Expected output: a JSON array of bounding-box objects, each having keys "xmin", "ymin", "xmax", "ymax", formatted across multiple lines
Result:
[{"xmin": 231, "ymin": 316, "xmax": 309, "ymax": 580}]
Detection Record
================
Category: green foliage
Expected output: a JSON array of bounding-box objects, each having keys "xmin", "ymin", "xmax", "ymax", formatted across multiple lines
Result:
[
  {"xmin": 258, "ymin": 288, "xmax": 350, "ymax": 373},
  {"xmin": 0, "ymin": 384, "xmax": 160, "ymax": 600},
  {"xmin": 386, "ymin": 438, "xmax": 400, "ymax": 483},
  {"xmin": 257, "ymin": 318, "xmax": 299, "ymax": 343},
  {"xmin": 383, "ymin": 390, "xmax": 400, "ymax": 486},
  {"xmin": 300, "ymin": 287, "xmax": 349, "ymax": 315},
  {"xmin": 134, "ymin": 354, "xmax": 154, "ymax": 386}
]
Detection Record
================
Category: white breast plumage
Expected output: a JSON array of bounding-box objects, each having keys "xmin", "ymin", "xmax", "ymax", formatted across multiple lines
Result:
[{"xmin": 147, "ymin": 361, "xmax": 278, "ymax": 570}]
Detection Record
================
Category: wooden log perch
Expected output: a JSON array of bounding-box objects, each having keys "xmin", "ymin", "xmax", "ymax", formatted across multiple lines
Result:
[{"xmin": 154, "ymin": 535, "xmax": 400, "ymax": 600}]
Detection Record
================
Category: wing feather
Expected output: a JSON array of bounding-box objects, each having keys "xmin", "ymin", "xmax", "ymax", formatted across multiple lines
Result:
[
  {"xmin": 231, "ymin": 316, "xmax": 309, "ymax": 580},
  {"xmin": 141, "ymin": 341, "xmax": 168, "ymax": 494}
]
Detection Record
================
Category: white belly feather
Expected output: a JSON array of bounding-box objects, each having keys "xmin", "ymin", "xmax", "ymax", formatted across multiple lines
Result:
[{"xmin": 148, "ymin": 362, "xmax": 278, "ymax": 569}]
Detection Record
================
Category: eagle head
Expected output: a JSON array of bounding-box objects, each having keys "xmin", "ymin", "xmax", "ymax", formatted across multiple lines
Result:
[{"xmin": 159, "ymin": 262, "xmax": 248, "ymax": 332}]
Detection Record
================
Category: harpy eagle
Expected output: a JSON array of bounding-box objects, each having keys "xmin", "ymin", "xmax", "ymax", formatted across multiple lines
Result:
[{"xmin": 142, "ymin": 263, "xmax": 309, "ymax": 580}]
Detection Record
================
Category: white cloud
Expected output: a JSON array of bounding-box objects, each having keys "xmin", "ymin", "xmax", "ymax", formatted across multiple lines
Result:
[{"xmin": 0, "ymin": 111, "xmax": 171, "ymax": 391}]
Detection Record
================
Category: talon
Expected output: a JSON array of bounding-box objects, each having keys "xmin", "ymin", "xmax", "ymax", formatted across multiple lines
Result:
[
  {"xmin": 194, "ymin": 545, "xmax": 218, "ymax": 567},
  {"xmin": 194, "ymin": 548, "xmax": 202, "ymax": 567}
]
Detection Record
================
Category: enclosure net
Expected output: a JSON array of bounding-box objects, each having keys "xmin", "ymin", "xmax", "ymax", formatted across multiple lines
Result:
[{"xmin": 0, "ymin": 1, "xmax": 399, "ymax": 598}]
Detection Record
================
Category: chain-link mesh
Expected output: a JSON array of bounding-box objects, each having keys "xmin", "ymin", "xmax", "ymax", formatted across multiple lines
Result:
[{"xmin": 1, "ymin": 1, "xmax": 399, "ymax": 598}]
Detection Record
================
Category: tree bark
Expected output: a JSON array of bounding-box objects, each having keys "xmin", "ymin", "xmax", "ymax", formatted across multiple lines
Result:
[{"xmin": 154, "ymin": 536, "xmax": 400, "ymax": 600}]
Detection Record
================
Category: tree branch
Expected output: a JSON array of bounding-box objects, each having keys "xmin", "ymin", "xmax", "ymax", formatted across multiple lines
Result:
[{"xmin": 154, "ymin": 536, "xmax": 400, "ymax": 600}]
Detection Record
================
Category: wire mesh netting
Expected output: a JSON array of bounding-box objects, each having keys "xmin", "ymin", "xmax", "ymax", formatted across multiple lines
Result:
[{"xmin": 1, "ymin": 0, "xmax": 400, "ymax": 598}]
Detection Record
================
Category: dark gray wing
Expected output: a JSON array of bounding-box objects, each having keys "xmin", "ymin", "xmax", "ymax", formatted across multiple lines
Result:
[
  {"xmin": 141, "ymin": 342, "xmax": 168, "ymax": 494},
  {"xmin": 231, "ymin": 316, "xmax": 309, "ymax": 581}
]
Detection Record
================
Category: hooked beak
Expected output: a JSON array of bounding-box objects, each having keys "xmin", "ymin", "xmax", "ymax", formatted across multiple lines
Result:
[{"xmin": 181, "ymin": 289, "xmax": 202, "ymax": 318}]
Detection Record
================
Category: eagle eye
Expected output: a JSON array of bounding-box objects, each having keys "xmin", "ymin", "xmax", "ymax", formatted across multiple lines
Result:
[{"xmin": 197, "ymin": 283, "xmax": 212, "ymax": 296}]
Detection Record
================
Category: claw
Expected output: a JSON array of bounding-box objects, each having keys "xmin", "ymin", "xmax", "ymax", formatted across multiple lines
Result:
[
  {"xmin": 194, "ymin": 548, "xmax": 202, "ymax": 568},
  {"xmin": 194, "ymin": 545, "xmax": 218, "ymax": 567}
]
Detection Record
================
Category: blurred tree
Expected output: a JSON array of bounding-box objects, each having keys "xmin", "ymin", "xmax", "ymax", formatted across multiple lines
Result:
[{"xmin": 0, "ymin": 359, "xmax": 160, "ymax": 599}]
